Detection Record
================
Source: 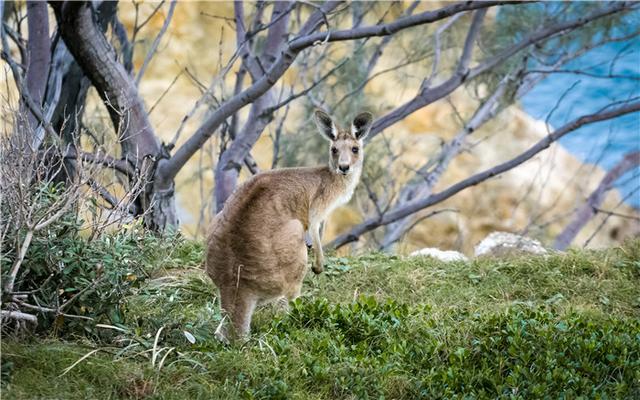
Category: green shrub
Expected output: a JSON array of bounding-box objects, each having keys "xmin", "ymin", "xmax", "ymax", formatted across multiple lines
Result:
[
  {"xmin": 408, "ymin": 308, "xmax": 640, "ymax": 398},
  {"xmin": 1, "ymin": 211, "xmax": 202, "ymax": 336},
  {"xmin": 259, "ymin": 297, "xmax": 640, "ymax": 399}
]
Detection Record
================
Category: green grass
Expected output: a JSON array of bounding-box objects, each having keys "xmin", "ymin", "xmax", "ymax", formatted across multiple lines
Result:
[{"xmin": 2, "ymin": 239, "xmax": 639, "ymax": 399}]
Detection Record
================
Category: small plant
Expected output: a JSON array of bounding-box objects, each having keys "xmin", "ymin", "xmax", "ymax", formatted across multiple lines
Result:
[
  {"xmin": 0, "ymin": 124, "xmax": 149, "ymax": 332},
  {"xmin": 1, "ymin": 204, "xmax": 200, "ymax": 336}
]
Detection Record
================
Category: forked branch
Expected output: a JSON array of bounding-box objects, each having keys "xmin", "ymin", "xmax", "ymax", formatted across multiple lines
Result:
[{"xmin": 161, "ymin": 1, "xmax": 513, "ymax": 180}]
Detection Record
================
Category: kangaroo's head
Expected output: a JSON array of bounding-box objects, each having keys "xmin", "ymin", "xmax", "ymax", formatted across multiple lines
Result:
[{"xmin": 314, "ymin": 110, "xmax": 373, "ymax": 176}]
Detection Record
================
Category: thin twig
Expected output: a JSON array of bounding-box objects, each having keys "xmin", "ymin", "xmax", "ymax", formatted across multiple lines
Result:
[{"xmin": 135, "ymin": 0, "xmax": 177, "ymax": 85}]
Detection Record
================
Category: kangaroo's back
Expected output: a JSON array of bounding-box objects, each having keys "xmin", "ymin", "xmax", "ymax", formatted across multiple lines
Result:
[{"xmin": 205, "ymin": 168, "xmax": 318, "ymax": 285}]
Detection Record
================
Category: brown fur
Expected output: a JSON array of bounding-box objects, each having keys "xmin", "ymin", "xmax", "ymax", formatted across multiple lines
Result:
[{"xmin": 205, "ymin": 110, "xmax": 373, "ymax": 341}]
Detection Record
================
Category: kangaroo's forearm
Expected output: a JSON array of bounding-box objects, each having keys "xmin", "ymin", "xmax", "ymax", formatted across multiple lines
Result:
[
  {"xmin": 313, "ymin": 238, "xmax": 323, "ymax": 261},
  {"xmin": 310, "ymin": 223, "xmax": 324, "ymax": 274}
]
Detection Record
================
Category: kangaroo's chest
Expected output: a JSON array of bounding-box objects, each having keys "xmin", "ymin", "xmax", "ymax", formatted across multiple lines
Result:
[{"xmin": 310, "ymin": 172, "xmax": 359, "ymax": 226}]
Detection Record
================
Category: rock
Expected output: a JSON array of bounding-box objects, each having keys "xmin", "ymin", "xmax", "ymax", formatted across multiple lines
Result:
[
  {"xmin": 474, "ymin": 231, "xmax": 547, "ymax": 257},
  {"xmin": 409, "ymin": 248, "xmax": 468, "ymax": 262}
]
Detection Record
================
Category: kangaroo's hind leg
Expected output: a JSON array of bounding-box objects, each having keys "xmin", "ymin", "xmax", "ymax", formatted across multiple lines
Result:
[
  {"xmin": 285, "ymin": 246, "xmax": 306, "ymax": 302},
  {"xmin": 273, "ymin": 219, "xmax": 308, "ymax": 303},
  {"xmin": 217, "ymin": 285, "xmax": 258, "ymax": 342}
]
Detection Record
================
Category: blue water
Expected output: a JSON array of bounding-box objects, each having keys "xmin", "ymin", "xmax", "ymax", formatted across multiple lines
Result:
[{"xmin": 521, "ymin": 38, "xmax": 640, "ymax": 209}]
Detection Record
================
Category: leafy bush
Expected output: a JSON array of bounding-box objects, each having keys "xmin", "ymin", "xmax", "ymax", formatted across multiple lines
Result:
[
  {"xmin": 259, "ymin": 297, "xmax": 640, "ymax": 399},
  {"xmin": 1, "ymin": 209, "xmax": 202, "ymax": 336},
  {"xmin": 409, "ymin": 308, "xmax": 639, "ymax": 398}
]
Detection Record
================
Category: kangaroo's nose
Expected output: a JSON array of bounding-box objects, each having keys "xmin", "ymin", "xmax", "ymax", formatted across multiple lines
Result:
[{"xmin": 339, "ymin": 165, "xmax": 350, "ymax": 173}]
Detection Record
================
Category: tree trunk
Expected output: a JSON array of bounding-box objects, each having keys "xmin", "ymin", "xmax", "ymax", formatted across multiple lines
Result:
[
  {"xmin": 47, "ymin": 2, "xmax": 117, "ymax": 183},
  {"xmin": 18, "ymin": 1, "xmax": 50, "ymax": 151},
  {"xmin": 214, "ymin": 95, "xmax": 271, "ymax": 211},
  {"xmin": 53, "ymin": 1, "xmax": 177, "ymax": 230},
  {"xmin": 213, "ymin": 1, "xmax": 291, "ymax": 211}
]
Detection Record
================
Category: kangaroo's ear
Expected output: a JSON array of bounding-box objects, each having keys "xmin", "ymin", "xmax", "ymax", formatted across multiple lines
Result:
[
  {"xmin": 352, "ymin": 112, "xmax": 373, "ymax": 140},
  {"xmin": 314, "ymin": 110, "xmax": 337, "ymax": 141}
]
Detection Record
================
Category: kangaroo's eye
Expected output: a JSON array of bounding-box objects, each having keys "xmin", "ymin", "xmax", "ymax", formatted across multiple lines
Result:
[
  {"xmin": 331, "ymin": 147, "xmax": 338, "ymax": 154},
  {"xmin": 352, "ymin": 147, "xmax": 359, "ymax": 154}
]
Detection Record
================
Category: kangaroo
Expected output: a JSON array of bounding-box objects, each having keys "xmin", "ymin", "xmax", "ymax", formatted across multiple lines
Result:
[{"xmin": 205, "ymin": 110, "xmax": 373, "ymax": 341}]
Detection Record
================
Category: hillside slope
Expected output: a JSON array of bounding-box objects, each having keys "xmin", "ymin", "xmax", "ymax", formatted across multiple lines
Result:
[{"xmin": 2, "ymin": 238, "xmax": 639, "ymax": 399}]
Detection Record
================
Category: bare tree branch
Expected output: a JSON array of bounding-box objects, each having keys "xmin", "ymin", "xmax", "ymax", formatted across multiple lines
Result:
[
  {"xmin": 380, "ymin": 74, "xmax": 511, "ymax": 250},
  {"xmin": 148, "ymin": 68, "xmax": 183, "ymax": 115},
  {"xmin": 135, "ymin": 0, "xmax": 177, "ymax": 85},
  {"xmin": 161, "ymin": 1, "xmax": 512, "ymax": 180},
  {"xmin": 63, "ymin": 148, "xmax": 134, "ymax": 176},
  {"xmin": 266, "ymin": 57, "xmax": 350, "ymax": 113},
  {"xmin": 456, "ymin": 8, "xmax": 487, "ymax": 77},
  {"xmin": 87, "ymin": 178, "xmax": 120, "ymax": 209},
  {"xmin": 289, "ymin": 1, "xmax": 514, "ymax": 51},
  {"xmin": 525, "ymin": 69, "xmax": 640, "ymax": 81},
  {"xmin": 368, "ymin": 2, "xmax": 636, "ymax": 140},
  {"xmin": 516, "ymin": 29, "xmax": 640, "ymax": 99},
  {"xmin": 554, "ymin": 151, "xmax": 640, "ymax": 250},
  {"xmin": 424, "ymin": 12, "xmax": 465, "ymax": 89},
  {"xmin": 592, "ymin": 207, "xmax": 640, "ymax": 221},
  {"xmin": 583, "ymin": 186, "xmax": 640, "ymax": 248},
  {"xmin": 2, "ymin": 21, "xmax": 27, "ymax": 65},
  {"xmin": 133, "ymin": 0, "xmax": 166, "ymax": 42},
  {"xmin": 113, "ymin": 12, "xmax": 134, "ymax": 74},
  {"xmin": 329, "ymin": 100, "xmax": 640, "ymax": 249},
  {"xmin": 364, "ymin": 1, "xmax": 420, "ymax": 79},
  {"xmin": 1, "ymin": 310, "xmax": 37, "ymax": 323}
]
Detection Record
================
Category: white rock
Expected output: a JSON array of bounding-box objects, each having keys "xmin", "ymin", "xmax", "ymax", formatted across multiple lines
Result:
[
  {"xmin": 409, "ymin": 248, "xmax": 469, "ymax": 262},
  {"xmin": 474, "ymin": 231, "xmax": 547, "ymax": 257}
]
